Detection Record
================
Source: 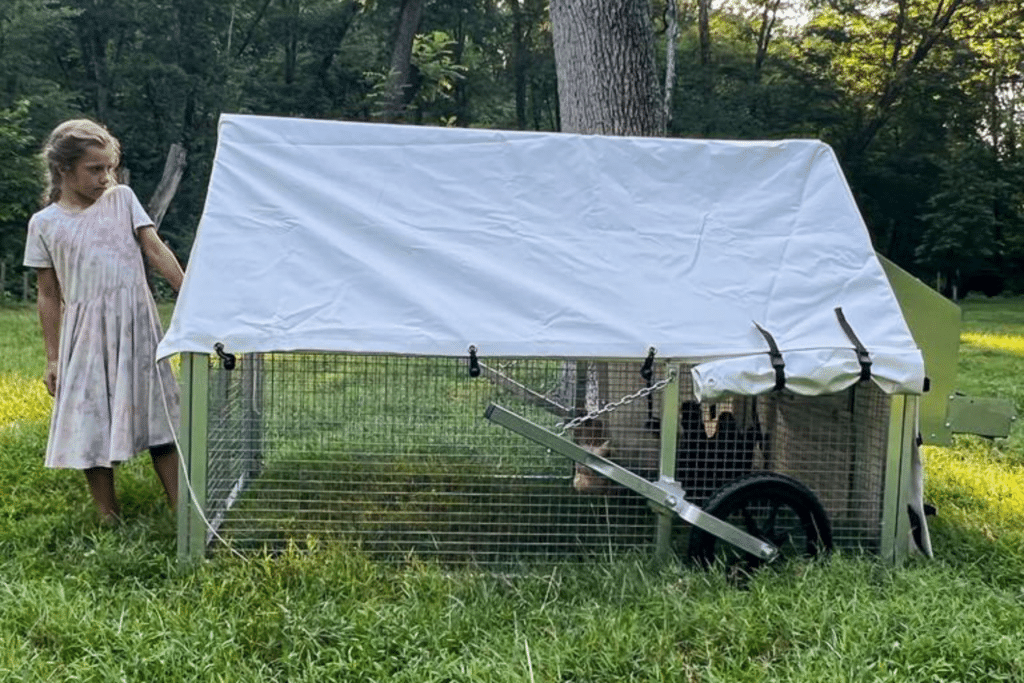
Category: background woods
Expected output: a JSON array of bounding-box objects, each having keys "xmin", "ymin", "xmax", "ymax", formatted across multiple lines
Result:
[{"xmin": 1, "ymin": 0, "xmax": 1022, "ymax": 300}]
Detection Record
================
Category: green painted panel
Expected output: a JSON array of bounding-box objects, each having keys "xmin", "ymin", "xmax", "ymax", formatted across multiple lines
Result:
[
  {"xmin": 947, "ymin": 394, "xmax": 1017, "ymax": 439},
  {"xmin": 879, "ymin": 256, "xmax": 961, "ymax": 446}
]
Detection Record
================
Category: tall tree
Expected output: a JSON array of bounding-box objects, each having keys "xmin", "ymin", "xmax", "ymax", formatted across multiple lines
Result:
[
  {"xmin": 509, "ymin": 0, "xmax": 558, "ymax": 130},
  {"xmin": 697, "ymin": 0, "xmax": 712, "ymax": 66},
  {"xmin": 508, "ymin": 0, "xmax": 552, "ymax": 129},
  {"xmin": 378, "ymin": 0, "xmax": 427, "ymax": 121},
  {"xmin": 549, "ymin": 0, "xmax": 665, "ymax": 135},
  {"xmin": 802, "ymin": 0, "xmax": 979, "ymax": 162}
]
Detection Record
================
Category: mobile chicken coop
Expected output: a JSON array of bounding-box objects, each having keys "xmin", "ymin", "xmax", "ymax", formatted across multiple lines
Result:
[{"xmin": 159, "ymin": 114, "xmax": 932, "ymax": 568}]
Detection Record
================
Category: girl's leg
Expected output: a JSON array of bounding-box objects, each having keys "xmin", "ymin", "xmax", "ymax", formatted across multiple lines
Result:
[
  {"xmin": 149, "ymin": 443, "xmax": 178, "ymax": 509},
  {"xmin": 84, "ymin": 467, "xmax": 121, "ymax": 523}
]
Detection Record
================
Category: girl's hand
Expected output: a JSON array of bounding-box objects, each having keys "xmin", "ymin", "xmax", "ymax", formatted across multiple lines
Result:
[{"xmin": 44, "ymin": 361, "xmax": 58, "ymax": 397}]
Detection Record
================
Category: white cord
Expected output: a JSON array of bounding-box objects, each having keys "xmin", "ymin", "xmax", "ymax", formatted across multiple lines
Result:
[{"xmin": 145, "ymin": 295, "xmax": 249, "ymax": 561}]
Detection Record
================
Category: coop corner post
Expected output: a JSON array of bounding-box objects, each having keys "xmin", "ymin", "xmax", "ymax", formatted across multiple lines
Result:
[
  {"xmin": 880, "ymin": 394, "xmax": 916, "ymax": 564},
  {"xmin": 177, "ymin": 351, "xmax": 210, "ymax": 563},
  {"xmin": 654, "ymin": 363, "xmax": 681, "ymax": 563}
]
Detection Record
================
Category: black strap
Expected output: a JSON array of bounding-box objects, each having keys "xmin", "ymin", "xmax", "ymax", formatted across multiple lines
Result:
[
  {"xmin": 753, "ymin": 323, "xmax": 785, "ymax": 391},
  {"xmin": 834, "ymin": 307, "xmax": 872, "ymax": 383}
]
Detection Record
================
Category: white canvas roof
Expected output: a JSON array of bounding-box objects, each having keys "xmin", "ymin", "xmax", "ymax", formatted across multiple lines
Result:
[{"xmin": 158, "ymin": 114, "xmax": 924, "ymax": 401}]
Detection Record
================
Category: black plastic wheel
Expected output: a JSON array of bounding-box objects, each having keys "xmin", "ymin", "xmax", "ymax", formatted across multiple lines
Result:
[{"xmin": 687, "ymin": 471, "xmax": 832, "ymax": 572}]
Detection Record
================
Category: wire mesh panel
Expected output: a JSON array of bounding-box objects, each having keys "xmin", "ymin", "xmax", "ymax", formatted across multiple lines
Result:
[
  {"xmin": 198, "ymin": 352, "xmax": 893, "ymax": 564},
  {"xmin": 203, "ymin": 354, "xmax": 658, "ymax": 566},
  {"xmin": 764, "ymin": 385, "xmax": 890, "ymax": 550},
  {"xmin": 603, "ymin": 364, "xmax": 891, "ymax": 552},
  {"xmin": 205, "ymin": 354, "xmax": 264, "ymax": 537}
]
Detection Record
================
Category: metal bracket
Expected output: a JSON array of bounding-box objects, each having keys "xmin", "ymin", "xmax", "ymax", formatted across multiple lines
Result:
[
  {"xmin": 484, "ymin": 403, "xmax": 778, "ymax": 562},
  {"xmin": 946, "ymin": 394, "xmax": 1018, "ymax": 439}
]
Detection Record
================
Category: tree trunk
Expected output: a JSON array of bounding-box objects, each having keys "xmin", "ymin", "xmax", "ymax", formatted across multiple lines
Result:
[
  {"xmin": 1007, "ymin": 81, "xmax": 1018, "ymax": 159},
  {"xmin": 698, "ymin": 0, "xmax": 712, "ymax": 67},
  {"xmin": 663, "ymin": 0, "xmax": 679, "ymax": 127},
  {"xmin": 281, "ymin": 0, "xmax": 302, "ymax": 86},
  {"xmin": 315, "ymin": 1, "xmax": 362, "ymax": 96},
  {"xmin": 549, "ymin": 0, "xmax": 664, "ymax": 417},
  {"xmin": 549, "ymin": 0, "xmax": 664, "ymax": 136},
  {"xmin": 452, "ymin": 15, "xmax": 471, "ymax": 127},
  {"xmin": 379, "ymin": 0, "xmax": 426, "ymax": 122},
  {"xmin": 234, "ymin": 0, "xmax": 274, "ymax": 58},
  {"xmin": 510, "ymin": 0, "xmax": 529, "ymax": 129},
  {"xmin": 77, "ymin": 11, "xmax": 113, "ymax": 121},
  {"xmin": 753, "ymin": 0, "xmax": 781, "ymax": 76},
  {"xmin": 147, "ymin": 143, "xmax": 188, "ymax": 230}
]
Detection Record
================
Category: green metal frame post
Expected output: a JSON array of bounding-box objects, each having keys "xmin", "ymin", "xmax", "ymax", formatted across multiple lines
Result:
[
  {"xmin": 654, "ymin": 364, "xmax": 681, "ymax": 562},
  {"xmin": 177, "ymin": 352, "xmax": 210, "ymax": 563},
  {"xmin": 880, "ymin": 395, "xmax": 915, "ymax": 563}
]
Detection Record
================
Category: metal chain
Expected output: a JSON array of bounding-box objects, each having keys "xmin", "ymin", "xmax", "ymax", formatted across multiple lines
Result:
[{"xmin": 556, "ymin": 370, "xmax": 676, "ymax": 435}]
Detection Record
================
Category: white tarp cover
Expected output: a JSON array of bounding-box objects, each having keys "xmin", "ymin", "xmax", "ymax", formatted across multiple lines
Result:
[{"xmin": 158, "ymin": 114, "xmax": 925, "ymax": 401}]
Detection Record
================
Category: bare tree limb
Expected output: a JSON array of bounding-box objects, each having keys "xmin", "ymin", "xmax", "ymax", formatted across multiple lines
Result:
[
  {"xmin": 663, "ymin": 0, "xmax": 679, "ymax": 126},
  {"xmin": 147, "ymin": 143, "xmax": 187, "ymax": 230}
]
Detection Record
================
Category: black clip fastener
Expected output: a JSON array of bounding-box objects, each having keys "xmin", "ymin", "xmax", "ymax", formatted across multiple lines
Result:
[
  {"xmin": 214, "ymin": 343, "xmax": 236, "ymax": 371},
  {"xmin": 639, "ymin": 347, "xmax": 660, "ymax": 432},
  {"xmin": 834, "ymin": 307, "xmax": 872, "ymax": 383},
  {"xmin": 467, "ymin": 346, "xmax": 481, "ymax": 378},
  {"xmin": 753, "ymin": 323, "xmax": 785, "ymax": 392},
  {"xmin": 639, "ymin": 347, "xmax": 656, "ymax": 382}
]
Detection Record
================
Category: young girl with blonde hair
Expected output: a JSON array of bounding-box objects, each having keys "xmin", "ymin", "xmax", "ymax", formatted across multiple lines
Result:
[{"xmin": 24, "ymin": 118, "xmax": 185, "ymax": 523}]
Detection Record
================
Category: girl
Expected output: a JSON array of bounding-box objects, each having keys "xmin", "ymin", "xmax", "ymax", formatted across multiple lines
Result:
[{"xmin": 23, "ymin": 119, "xmax": 185, "ymax": 523}]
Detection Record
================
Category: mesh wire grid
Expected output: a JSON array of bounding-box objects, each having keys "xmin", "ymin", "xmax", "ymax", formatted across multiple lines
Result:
[{"xmin": 200, "ymin": 353, "xmax": 891, "ymax": 564}]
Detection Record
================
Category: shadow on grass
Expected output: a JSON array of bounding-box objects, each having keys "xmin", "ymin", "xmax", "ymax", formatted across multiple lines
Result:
[{"xmin": 926, "ymin": 512, "xmax": 1024, "ymax": 589}]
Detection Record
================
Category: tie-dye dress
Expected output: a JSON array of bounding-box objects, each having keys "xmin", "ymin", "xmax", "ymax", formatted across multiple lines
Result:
[{"xmin": 22, "ymin": 185, "xmax": 180, "ymax": 469}]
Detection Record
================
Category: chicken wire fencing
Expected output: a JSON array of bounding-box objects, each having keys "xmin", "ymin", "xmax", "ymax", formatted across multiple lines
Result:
[{"xmin": 185, "ymin": 352, "xmax": 892, "ymax": 566}]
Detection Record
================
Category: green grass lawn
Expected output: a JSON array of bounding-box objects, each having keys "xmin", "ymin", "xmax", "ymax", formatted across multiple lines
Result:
[{"xmin": 2, "ymin": 298, "xmax": 1024, "ymax": 682}]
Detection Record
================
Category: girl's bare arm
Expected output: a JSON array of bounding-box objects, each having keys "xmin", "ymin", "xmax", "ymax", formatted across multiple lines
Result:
[
  {"xmin": 138, "ymin": 227, "xmax": 185, "ymax": 293},
  {"xmin": 36, "ymin": 268, "xmax": 62, "ymax": 396}
]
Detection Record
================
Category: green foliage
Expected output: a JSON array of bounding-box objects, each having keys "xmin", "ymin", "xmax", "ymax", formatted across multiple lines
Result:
[
  {"xmin": 409, "ymin": 31, "xmax": 468, "ymax": 118},
  {"xmin": 0, "ymin": 101, "xmax": 40, "ymax": 224},
  {"xmin": 0, "ymin": 0, "xmax": 1022, "ymax": 294},
  {"xmin": 0, "ymin": 101, "xmax": 44, "ymax": 299},
  {"xmin": 916, "ymin": 140, "xmax": 1009, "ymax": 294}
]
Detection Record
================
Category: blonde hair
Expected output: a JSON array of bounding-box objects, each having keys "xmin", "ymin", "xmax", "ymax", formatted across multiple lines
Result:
[{"xmin": 41, "ymin": 118, "xmax": 121, "ymax": 206}]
